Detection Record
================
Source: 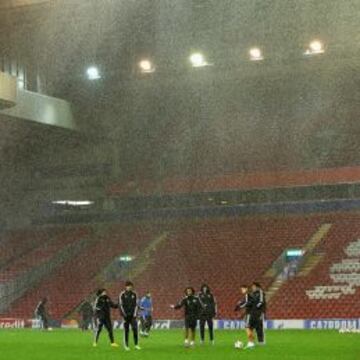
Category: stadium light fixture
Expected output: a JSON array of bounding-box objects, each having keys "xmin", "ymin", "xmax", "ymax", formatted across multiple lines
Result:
[
  {"xmin": 86, "ymin": 66, "xmax": 101, "ymax": 80},
  {"xmin": 52, "ymin": 200, "xmax": 94, "ymax": 206},
  {"xmin": 286, "ymin": 249, "xmax": 305, "ymax": 257},
  {"xmin": 249, "ymin": 47, "xmax": 264, "ymax": 61},
  {"xmin": 304, "ymin": 40, "xmax": 325, "ymax": 56},
  {"xmin": 16, "ymin": 72, "xmax": 25, "ymax": 89},
  {"xmin": 189, "ymin": 52, "xmax": 208, "ymax": 67},
  {"xmin": 139, "ymin": 59, "xmax": 155, "ymax": 73},
  {"xmin": 119, "ymin": 255, "xmax": 133, "ymax": 262},
  {"xmin": 17, "ymin": 79, "xmax": 24, "ymax": 89}
]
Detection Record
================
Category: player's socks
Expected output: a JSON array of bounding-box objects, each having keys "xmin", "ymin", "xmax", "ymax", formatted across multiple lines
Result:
[{"xmin": 111, "ymin": 343, "xmax": 119, "ymax": 347}]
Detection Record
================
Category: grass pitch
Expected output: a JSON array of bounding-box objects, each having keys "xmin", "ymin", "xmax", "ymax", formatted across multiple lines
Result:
[{"xmin": 0, "ymin": 329, "xmax": 359, "ymax": 360}]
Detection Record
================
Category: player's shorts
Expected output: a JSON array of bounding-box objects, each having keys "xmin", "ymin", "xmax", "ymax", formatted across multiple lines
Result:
[
  {"xmin": 244, "ymin": 313, "xmax": 261, "ymax": 330},
  {"xmin": 200, "ymin": 312, "xmax": 215, "ymax": 321},
  {"xmin": 123, "ymin": 315, "xmax": 137, "ymax": 324},
  {"xmin": 185, "ymin": 317, "xmax": 198, "ymax": 330}
]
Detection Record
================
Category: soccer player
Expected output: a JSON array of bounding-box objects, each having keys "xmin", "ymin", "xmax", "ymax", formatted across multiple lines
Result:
[
  {"xmin": 171, "ymin": 287, "xmax": 202, "ymax": 348},
  {"xmin": 34, "ymin": 297, "xmax": 49, "ymax": 330},
  {"xmin": 139, "ymin": 291, "xmax": 153, "ymax": 337},
  {"xmin": 234, "ymin": 285, "xmax": 256, "ymax": 349},
  {"xmin": 119, "ymin": 281, "xmax": 141, "ymax": 351},
  {"xmin": 251, "ymin": 282, "xmax": 266, "ymax": 345},
  {"xmin": 198, "ymin": 284, "xmax": 217, "ymax": 345},
  {"xmin": 93, "ymin": 289, "xmax": 119, "ymax": 347},
  {"xmin": 79, "ymin": 300, "xmax": 94, "ymax": 331}
]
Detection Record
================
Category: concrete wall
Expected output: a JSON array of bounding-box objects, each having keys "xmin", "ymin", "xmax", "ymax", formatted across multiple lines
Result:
[{"xmin": 0, "ymin": 88, "xmax": 76, "ymax": 130}]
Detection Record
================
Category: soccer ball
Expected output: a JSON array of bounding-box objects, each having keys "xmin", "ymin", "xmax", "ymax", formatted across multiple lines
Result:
[{"xmin": 234, "ymin": 340, "xmax": 243, "ymax": 349}]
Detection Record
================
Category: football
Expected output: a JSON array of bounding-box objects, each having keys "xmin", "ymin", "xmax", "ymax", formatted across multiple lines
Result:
[{"xmin": 234, "ymin": 340, "xmax": 243, "ymax": 349}]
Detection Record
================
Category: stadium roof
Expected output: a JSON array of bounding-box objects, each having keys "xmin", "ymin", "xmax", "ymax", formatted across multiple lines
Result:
[{"xmin": 0, "ymin": 1, "xmax": 360, "ymax": 217}]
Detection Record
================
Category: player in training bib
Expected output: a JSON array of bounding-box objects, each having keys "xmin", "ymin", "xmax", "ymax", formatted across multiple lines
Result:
[{"xmin": 139, "ymin": 291, "xmax": 153, "ymax": 337}]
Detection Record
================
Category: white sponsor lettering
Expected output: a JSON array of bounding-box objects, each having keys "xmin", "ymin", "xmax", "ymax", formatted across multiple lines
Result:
[{"xmin": 0, "ymin": 319, "xmax": 25, "ymax": 328}]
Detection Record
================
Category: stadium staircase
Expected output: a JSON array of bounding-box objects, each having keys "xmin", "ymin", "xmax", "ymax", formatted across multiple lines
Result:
[
  {"xmin": 297, "ymin": 224, "xmax": 332, "ymax": 276},
  {"xmin": 104, "ymin": 231, "xmax": 169, "ymax": 285},
  {"xmin": 68, "ymin": 225, "xmax": 166, "ymax": 319},
  {"xmin": 264, "ymin": 224, "xmax": 332, "ymax": 302},
  {"xmin": 122, "ymin": 231, "xmax": 169, "ymax": 280},
  {"xmin": 303, "ymin": 224, "xmax": 332, "ymax": 253},
  {"xmin": 265, "ymin": 276, "xmax": 287, "ymax": 302},
  {"xmin": 297, "ymin": 253, "xmax": 325, "ymax": 277},
  {"xmin": 67, "ymin": 231, "xmax": 170, "ymax": 319}
]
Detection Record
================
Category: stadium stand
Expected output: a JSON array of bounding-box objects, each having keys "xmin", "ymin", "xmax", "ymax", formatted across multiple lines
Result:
[
  {"xmin": 0, "ymin": 227, "xmax": 88, "ymax": 281},
  {"xmin": 269, "ymin": 214, "xmax": 360, "ymax": 319},
  {"xmin": 108, "ymin": 166, "xmax": 360, "ymax": 196},
  {"xmin": 0, "ymin": 228, "xmax": 53, "ymax": 269},
  {"xmin": 3, "ymin": 212, "xmax": 360, "ymax": 321},
  {"xmin": 132, "ymin": 215, "xmax": 324, "ymax": 319},
  {"xmin": 4, "ymin": 223, "xmax": 159, "ymax": 320}
]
